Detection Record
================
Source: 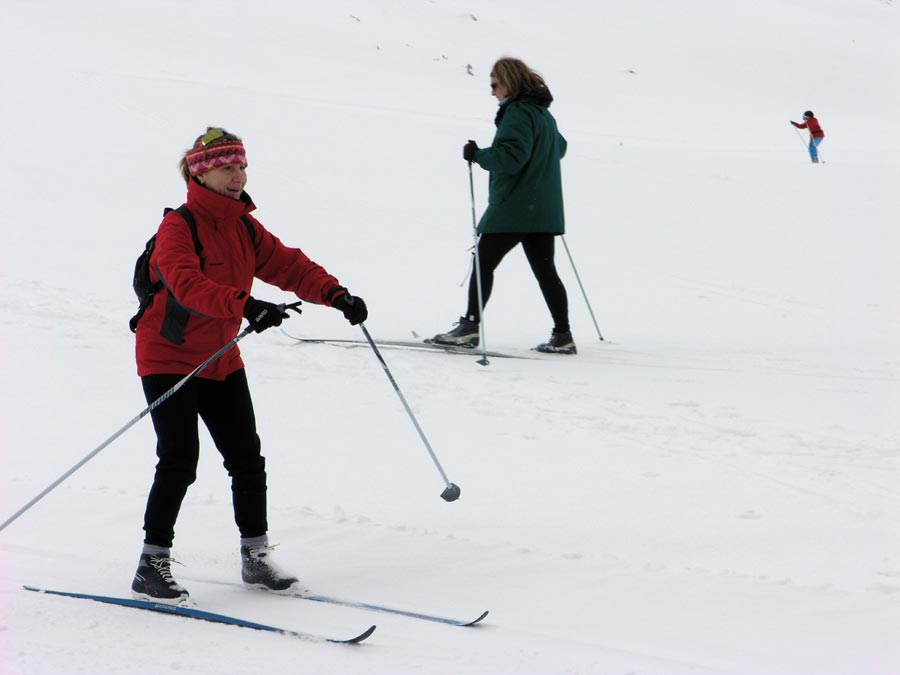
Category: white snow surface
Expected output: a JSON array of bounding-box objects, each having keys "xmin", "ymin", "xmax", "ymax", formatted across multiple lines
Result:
[{"xmin": 1, "ymin": 1, "xmax": 899, "ymax": 673}]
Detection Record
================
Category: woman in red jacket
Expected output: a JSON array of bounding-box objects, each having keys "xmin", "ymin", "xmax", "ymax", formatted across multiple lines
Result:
[
  {"xmin": 132, "ymin": 127, "xmax": 367, "ymax": 605},
  {"xmin": 791, "ymin": 111, "xmax": 825, "ymax": 163}
]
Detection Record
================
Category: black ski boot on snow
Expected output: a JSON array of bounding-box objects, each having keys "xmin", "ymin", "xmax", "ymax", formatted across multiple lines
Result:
[
  {"xmin": 241, "ymin": 545, "xmax": 307, "ymax": 595},
  {"xmin": 131, "ymin": 553, "xmax": 189, "ymax": 605},
  {"xmin": 431, "ymin": 316, "xmax": 479, "ymax": 347},
  {"xmin": 535, "ymin": 330, "xmax": 577, "ymax": 355}
]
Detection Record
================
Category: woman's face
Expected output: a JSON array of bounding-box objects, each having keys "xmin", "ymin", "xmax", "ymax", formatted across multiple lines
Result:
[
  {"xmin": 490, "ymin": 75, "xmax": 509, "ymax": 101},
  {"xmin": 199, "ymin": 163, "xmax": 247, "ymax": 199}
]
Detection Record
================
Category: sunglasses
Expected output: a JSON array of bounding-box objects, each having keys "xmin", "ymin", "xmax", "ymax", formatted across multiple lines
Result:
[{"xmin": 490, "ymin": 82, "xmax": 499, "ymax": 91}]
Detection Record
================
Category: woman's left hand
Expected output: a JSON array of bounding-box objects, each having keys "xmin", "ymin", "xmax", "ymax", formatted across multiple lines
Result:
[
  {"xmin": 334, "ymin": 293, "xmax": 368, "ymax": 325},
  {"xmin": 463, "ymin": 140, "xmax": 479, "ymax": 162}
]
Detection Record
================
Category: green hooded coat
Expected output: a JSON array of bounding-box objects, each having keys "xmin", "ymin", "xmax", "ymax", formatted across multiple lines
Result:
[{"xmin": 471, "ymin": 88, "xmax": 567, "ymax": 234}]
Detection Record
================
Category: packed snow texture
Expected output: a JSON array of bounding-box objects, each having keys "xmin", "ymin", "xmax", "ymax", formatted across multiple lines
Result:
[{"xmin": 1, "ymin": 1, "xmax": 898, "ymax": 674}]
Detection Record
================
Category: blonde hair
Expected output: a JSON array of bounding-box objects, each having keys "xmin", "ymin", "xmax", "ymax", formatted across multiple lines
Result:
[
  {"xmin": 491, "ymin": 58, "xmax": 547, "ymax": 100},
  {"xmin": 178, "ymin": 127, "xmax": 243, "ymax": 184}
]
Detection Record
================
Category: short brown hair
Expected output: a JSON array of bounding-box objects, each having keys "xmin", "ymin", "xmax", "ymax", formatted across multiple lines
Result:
[{"xmin": 491, "ymin": 58, "xmax": 547, "ymax": 100}]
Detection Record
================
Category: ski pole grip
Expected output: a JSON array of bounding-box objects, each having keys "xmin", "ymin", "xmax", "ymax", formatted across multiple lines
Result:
[{"xmin": 279, "ymin": 300, "xmax": 303, "ymax": 316}]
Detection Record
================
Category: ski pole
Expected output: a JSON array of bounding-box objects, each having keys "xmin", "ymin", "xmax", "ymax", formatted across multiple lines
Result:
[
  {"xmin": 560, "ymin": 235, "xmax": 605, "ymax": 341},
  {"xmin": 0, "ymin": 302, "xmax": 301, "ymax": 534},
  {"xmin": 793, "ymin": 126, "xmax": 813, "ymax": 161},
  {"xmin": 358, "ymin": 322, "xmax": 461, "ymax": 502},
  {"xmin": 468, "ymin": 161, "xmax": 490, "ymax": 367}
]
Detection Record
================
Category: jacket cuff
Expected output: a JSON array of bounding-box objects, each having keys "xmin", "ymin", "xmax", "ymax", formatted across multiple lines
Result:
[
  {"xmin": 233, "ymin": 290, "xmax": 250, "ymax": 315},
  {"xmin": 324, "ymin": 285, "xmax": 347, "ymax": 306}
]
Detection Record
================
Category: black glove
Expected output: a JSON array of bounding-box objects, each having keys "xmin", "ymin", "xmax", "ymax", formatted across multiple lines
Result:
[
  {"xmin": 243, "ymin": 296, "xmax": 289, "ymax": 333},
  {"xmin": 333, "ymin": 293, "xmax": 368, "ymax": 325},
  {"xmin": 463, "ymin": 140, "xmax": 478, "ymax": 162}
]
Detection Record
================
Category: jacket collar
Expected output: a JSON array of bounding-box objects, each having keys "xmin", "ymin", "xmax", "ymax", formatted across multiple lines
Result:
[
  {"xmin": 495, "ymin": 84, "xmax": 554, "ymax": 126},
  {"xmin": 185, "ymin": 178, "xmax": 256, "ymax": 221}
]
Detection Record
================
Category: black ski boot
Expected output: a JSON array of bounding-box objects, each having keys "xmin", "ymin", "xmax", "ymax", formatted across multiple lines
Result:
[
  {"xmin": 241, "ymin": 545, "xmax": 307, "ymax": 595},
  {"xmin": 431, "ymin": 316, "xmax": 479, "ymax": 347},
  {"xmin": 131, "ymin": 553, "xmax": 189, "ymax": 605},
  {"xmin": 535, "ymin": 330, "xmax": 577, "ymax": 355}
]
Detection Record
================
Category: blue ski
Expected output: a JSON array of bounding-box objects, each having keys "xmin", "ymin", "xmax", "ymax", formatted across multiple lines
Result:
[
  {"xmin": 179, "ymin": 575, "xmax": 489, "ymax": 627},
  {"xmin": 304, "ymin": 593, "xmax": 489, "ymax": 627},
  {"xmin": 23, "ymin": 585, "xmax": 375, "ymax": 643}
]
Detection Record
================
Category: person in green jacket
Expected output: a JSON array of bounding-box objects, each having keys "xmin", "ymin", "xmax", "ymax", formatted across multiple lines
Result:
[{"xmin": 431, "ymin": 57, "xmax": 575, "ymax": 354}]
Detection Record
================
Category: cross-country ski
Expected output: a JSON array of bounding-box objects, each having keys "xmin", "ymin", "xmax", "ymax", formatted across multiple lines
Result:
[
  {"xmin": 24, "ymin": 586, "xmax": 376, "ymax": 644},
  {"xmin": 305, "ymin": 593, "xmax": 488, "ymax": 627},
  {"xmin": 281, "ymin": 330, "xmax": 533, "ymax": 359},
  {"xmin": 179, "ymin": 575, "xmax": 488, "ymax": 627}
]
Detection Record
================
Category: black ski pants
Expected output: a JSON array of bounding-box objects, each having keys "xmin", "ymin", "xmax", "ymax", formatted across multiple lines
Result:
[
  {"xmin": 466, "ymin": 232, "xmax": 570, "ymax": 333},
  {"xmin": 140, "ymin": 369, "xmax": 267, "ymax": 548}
]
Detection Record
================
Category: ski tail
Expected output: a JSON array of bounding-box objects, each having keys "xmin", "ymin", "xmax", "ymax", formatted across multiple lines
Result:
[{"xmin": 23, "ymin": 585, "xmax": 375, "ymax": 643}]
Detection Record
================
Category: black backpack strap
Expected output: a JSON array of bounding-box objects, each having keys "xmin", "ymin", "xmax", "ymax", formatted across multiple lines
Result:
[
  {"xmin": 240, "ymin": 214, "xmax": 257, "ymax": 244},
  {"xmin": 171, "ymin": 205, "xmax": 202, "ymax": 255},
  {"xmin": 154, "ymin": 206, "xmax": 203, "ymax": 344}
]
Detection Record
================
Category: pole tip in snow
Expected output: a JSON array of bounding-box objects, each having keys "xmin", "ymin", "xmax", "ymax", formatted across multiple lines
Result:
[{"xmin": 441, "ymin": 483, "xmax": 461, "ymax": 502}]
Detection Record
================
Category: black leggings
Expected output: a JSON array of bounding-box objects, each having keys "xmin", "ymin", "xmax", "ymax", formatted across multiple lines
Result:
[
  {"xmin": 466, "ymin": 232, "xmax": 570, "ymax": 333},
  {"xmin": 140, "ymin": 369, "xmax": 267, "ymax": 548}
]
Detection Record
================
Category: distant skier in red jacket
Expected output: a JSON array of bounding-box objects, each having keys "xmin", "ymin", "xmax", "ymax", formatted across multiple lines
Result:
[
  {"xmin": 131, "ymin": 127, "xmax": 368, "ymax": 605},
  {"xmin": 791, "ymin": 111, "xmax": 825, "ymax": 163}
]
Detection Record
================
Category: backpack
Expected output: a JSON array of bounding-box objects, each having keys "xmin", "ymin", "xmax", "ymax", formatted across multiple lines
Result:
[{"xmin": 129, "ymin": 205, "xmax": 256, "ymax": 333}]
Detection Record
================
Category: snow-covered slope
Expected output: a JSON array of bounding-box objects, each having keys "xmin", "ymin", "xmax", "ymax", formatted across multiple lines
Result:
[{"xmin": 1, "ymin": 1, "xmax": 898, "ymax": 674}]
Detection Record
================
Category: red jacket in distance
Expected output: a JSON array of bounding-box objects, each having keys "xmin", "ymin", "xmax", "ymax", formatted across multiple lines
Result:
[
  {"xmin": 136, "ymin": 179, "xmax": 343, "ymax": 380},
  {"xmin": 792, "ymin": 116, "xmax": 825, "ymax": 139}
]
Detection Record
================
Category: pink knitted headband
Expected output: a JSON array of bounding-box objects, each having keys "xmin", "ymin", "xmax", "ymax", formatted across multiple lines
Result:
[{"xmin": 185, "ymin": 137, "xmax": 248, "ymax": 177}]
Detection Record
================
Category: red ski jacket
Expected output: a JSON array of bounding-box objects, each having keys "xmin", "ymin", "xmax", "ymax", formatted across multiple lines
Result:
[
  {"xmin": 136, "ymin": 180, "xmax": 344, "ymax": 380},
  {"xmin": 792, "ymin": 117, "xmax": 825, "ymax": 139}
]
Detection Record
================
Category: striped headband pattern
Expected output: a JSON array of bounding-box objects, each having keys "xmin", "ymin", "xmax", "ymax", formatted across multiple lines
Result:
[{"xmin": 185, "ymin": 141, "xmax": 247, "ymax": 177}]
